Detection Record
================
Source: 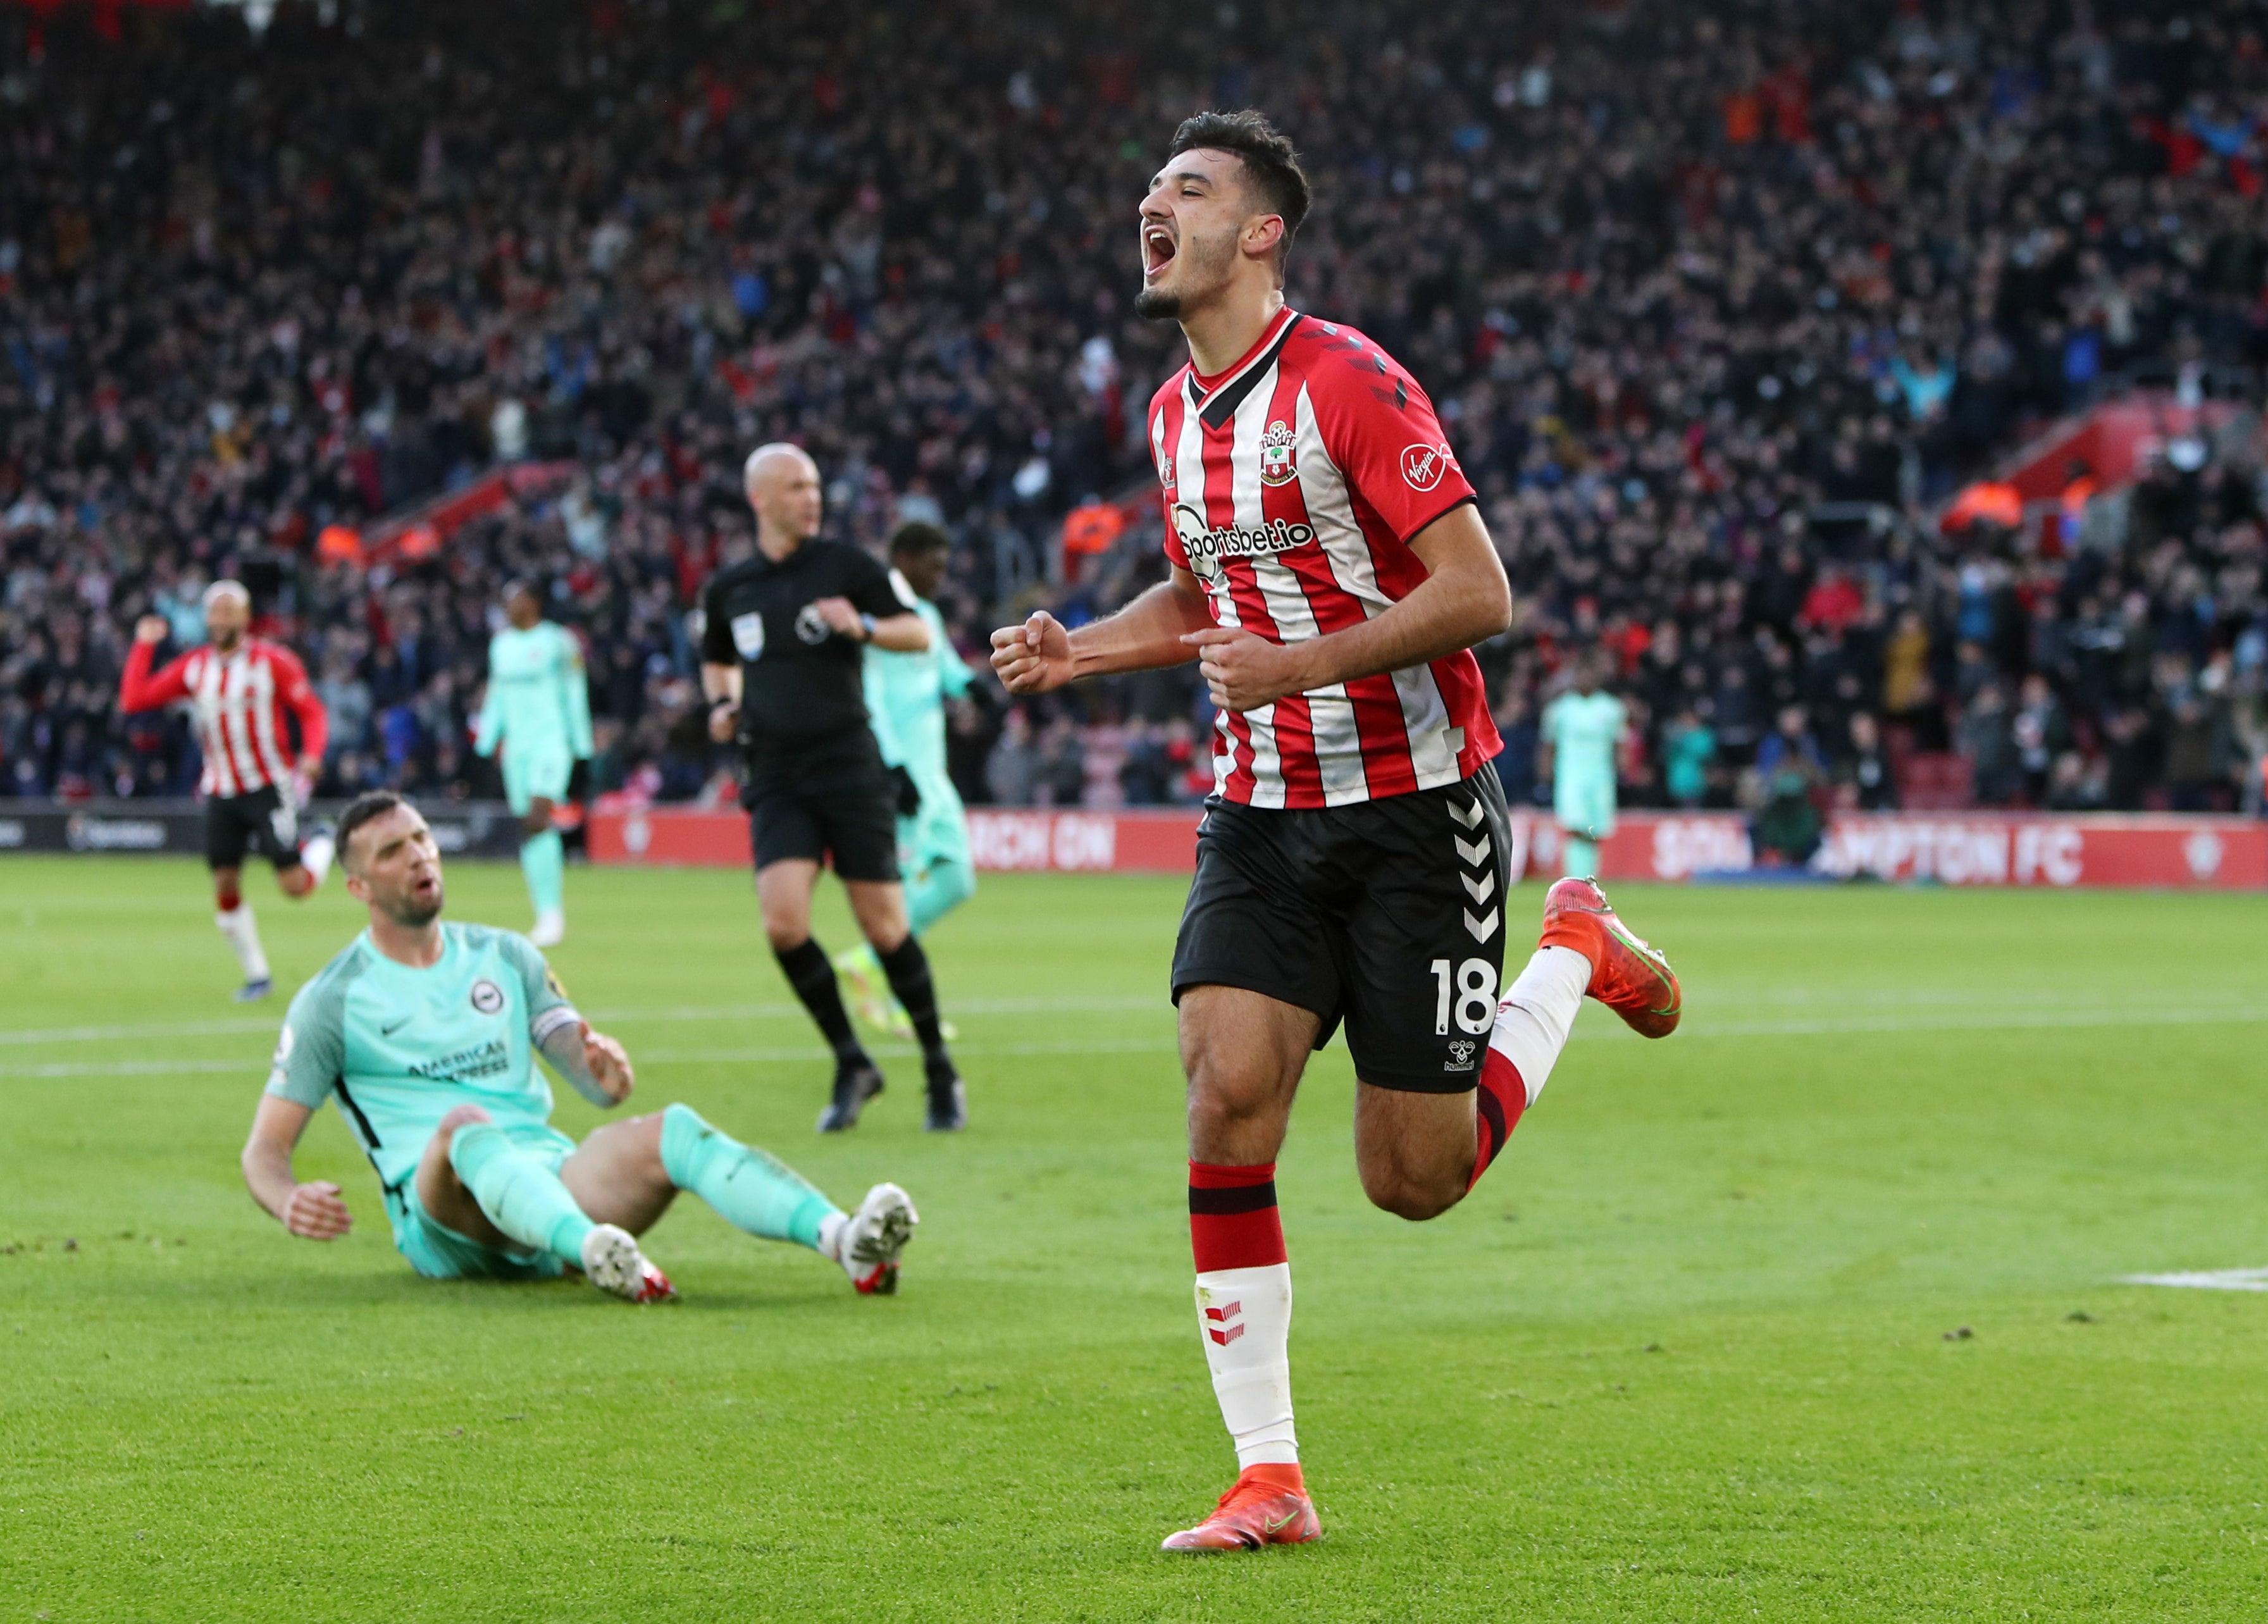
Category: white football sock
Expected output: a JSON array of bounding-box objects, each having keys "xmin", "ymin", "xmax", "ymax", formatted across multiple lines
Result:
[
  {"xmin": 299, "ymin": 830, "xmax": 335, "ymax": 887},
  {"xmin": 216, "ymin": 903, "xmax": 270, "ymax": 983},
  {"xmin": 1489, "ymin": 945, "xmax": 1590, "ymax": 1106},
  {"xmin": 1196, "ymin": 1263, "xmax": 1297, "ymax": 1468}
]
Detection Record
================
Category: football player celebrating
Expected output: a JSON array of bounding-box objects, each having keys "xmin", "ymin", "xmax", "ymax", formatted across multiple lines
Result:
[
  {"xmin": 240, "ymin": 791, "xmax": 917, "ymax": 1299},
  {"xmin": 119, "ymin": 580, "xmax": 335, "ymax": 1001},
  {"xmin": 992, "ymin": 110, "xmax": 1683, "ymax": 1551},
  {"xmin": 474, "ymin": 580, "xmax": 593, "ymax": 947}
]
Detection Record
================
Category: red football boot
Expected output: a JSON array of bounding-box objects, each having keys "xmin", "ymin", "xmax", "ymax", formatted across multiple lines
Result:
[
  {"xmin": 1539, "ymin": 877, "xmax": 1682, "ymax": 1038},
  {"xmin": 1160, "ymin": 1465, "xmax": 1321, "ymax": 1552}
]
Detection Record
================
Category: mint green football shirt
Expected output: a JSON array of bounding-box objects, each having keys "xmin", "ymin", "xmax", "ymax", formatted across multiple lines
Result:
[
  {"xmin": 1542, "ymin": 690, "xmax": 1627, "ymax": 791},
  {"xmin": 264, "ymin": 923, "xmax": 581, "ymax": 1200},
  {"xmin": 474, "ymin": 622, "xmax": 594, "ymax": 762},
  {"xmin": 863, "ymin": 590, "xmax": 972, "ymax": 796}
]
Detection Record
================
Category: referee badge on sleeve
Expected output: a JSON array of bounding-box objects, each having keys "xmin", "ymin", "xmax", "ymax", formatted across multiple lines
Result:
[{"xmin": 730, "ymin": 612, "xmax": 765, "ymax": 659}]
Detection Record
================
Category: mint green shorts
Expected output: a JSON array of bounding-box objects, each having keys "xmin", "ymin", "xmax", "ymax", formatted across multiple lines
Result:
[
  {"xmin": 501, "ymin": 745, "xmax": 573, "ymax": 817},
  {"xmin": 387, "ymin": 1124, "xmax": 576, "ymax": 1281}
]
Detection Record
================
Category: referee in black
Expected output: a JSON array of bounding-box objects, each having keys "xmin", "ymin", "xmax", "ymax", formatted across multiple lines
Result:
[{"xmin": 700, "ymin": 442, "xmax": 967, "ymax": 1133}]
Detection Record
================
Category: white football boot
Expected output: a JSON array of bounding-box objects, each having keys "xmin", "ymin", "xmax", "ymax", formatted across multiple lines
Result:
[
  {"xmin": 824, "ymin": 1183, "xmax": 919, "ymax": 1296},
  {"xmin": 580, "ymin": 1223, "xmax": 676, "ymax": 1303}
]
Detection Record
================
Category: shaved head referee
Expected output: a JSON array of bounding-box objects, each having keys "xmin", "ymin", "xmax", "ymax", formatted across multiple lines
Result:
[{"xmin": 700, "ymin": 443, "xmax": 967, "ymax": 1132}]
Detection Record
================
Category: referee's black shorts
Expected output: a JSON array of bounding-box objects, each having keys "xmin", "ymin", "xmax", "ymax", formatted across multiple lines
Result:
[
  {"xmin": 740, "ymin": 733, "xmax": 900, "ymax": 883},
  {"xmin": 204, "ymin": 784, "xmax": 303, "ymax": 871},
  {"xmin": 1170, "ymin": 764, "xmax": 1514, "ymax": 1093}
]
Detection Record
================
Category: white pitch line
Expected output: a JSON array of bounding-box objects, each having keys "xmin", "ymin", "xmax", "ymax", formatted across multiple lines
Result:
[
  {"xmin": 0, "ymin": 1036, "xmax": 1184, "ymax": 1081},
  {"xmin": 1647, "ymin": 1006, "xmax": 2268, "ymax": 1041},
  {"xmin": 585, "ymin": 993, "xmax": 1166, "ymax": 1023},
  {"xmin": 0, "ymin": 994, "xmax": 1169, "ymax": 1048},
  {"xmin": 2122, "ymin": 1268, "xmax": 2268, "ymax": 1293},
  {"xmin": 0, "ymin": 1017, "xmax": 280, "ymax": 1048}
]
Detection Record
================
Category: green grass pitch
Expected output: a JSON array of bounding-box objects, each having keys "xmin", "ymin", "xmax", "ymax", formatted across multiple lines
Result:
[{"xmin": 5, "ymin": 857, "xmax": 2268, "ymax": 1620}]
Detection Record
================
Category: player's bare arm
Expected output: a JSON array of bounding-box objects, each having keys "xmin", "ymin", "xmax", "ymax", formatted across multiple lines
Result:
[
  {"xmin": 540, "ymin": 1019, "xmax": 636, "ymax": 1105},
  {"xmin": 1184, "ymin": 504, "xmax": 1512, "ymax": 713},
  {"xmin": 990, "ymin": 566, "xmax": 1213, "ymax": 694},
  {"xmin": 240, "ymin": 1093, "xmax": 352, "ymax": 1239},
  {"xmin": 811, "ymin": 595, "xmax": 930, "ymax": 654}
]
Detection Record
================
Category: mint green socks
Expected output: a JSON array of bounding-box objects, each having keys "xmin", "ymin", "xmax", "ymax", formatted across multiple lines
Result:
[
  {"xmin": 448, "ymin": 1122, "xmax": 593, "ymax": 1265},
  {"xmin": 521, "ymin": 829, "xmax": 564, "ymax": 918},
  {"xmin": 1563, "ymin": 837, "xmax": 1599, "ymax": 880},
  {"xmin": 660, "ymin": 1103, "xmax": 836, "ymax": 1249}
]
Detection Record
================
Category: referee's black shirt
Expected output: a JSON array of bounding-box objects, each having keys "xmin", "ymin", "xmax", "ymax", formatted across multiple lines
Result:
[{"xmin": 698, "ymin": 540, "xmax": 910, "ymax": 749}]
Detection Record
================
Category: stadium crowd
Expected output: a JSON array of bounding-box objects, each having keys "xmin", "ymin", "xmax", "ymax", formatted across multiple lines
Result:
[{"xmin": 4, "ymin": 0, "xmax": 2268, "ymax": 821}]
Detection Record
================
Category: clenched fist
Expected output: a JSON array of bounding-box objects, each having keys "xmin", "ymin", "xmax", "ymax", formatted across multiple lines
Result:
[
  {"xmin": 1182, "ymin": 628, "xmax": 1315, "ymax": 714},
  {"xmin": 990, "ymin": 611, "xmax": 1076, "ymax": 695}
]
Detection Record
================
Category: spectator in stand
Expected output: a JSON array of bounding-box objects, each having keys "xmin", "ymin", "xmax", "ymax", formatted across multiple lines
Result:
[
  {"xmin": 1837, "ymin": 712, "xmax": 1899, "ymax": 812},
  {"xmin": 1661, "ymin": 708, "xmax": 1718, "ymax": 810},
  {"xmin": 2011, "ymin": 675, "xmax": 2069, "ymax": 807},
  {"xmin": 1959, "ymin": 683, "xmax": 2023, "ymax": 807},
  {"xmin": 985, "ymin": 709, "xmax": 1041, "ymax": 809}
]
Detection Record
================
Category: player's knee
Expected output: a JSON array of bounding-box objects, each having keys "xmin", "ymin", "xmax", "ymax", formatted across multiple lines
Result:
[
  {"xmin": 1184, "ymin": 1070, "xmax": 1280, "ymax": 1146},
  {"xmin": 214, "ymin": 874, "xmax": 242, "ymax": 910},
  {"xmin": 437, "ymin": 1103, "xmax": 494, "ymax": 1136},
  {"xmin": 762, "ymin": 915, "xmax": 809, "ymax": 951},
  {"xmin": 278, "ymin": 865, "xmax": 313, "ymax": 898},
  {"xmin": 862, "ymin": 919, "xmax": 908, "ymax": 953},
  {"xmin": 1360, "ymin": 1164, "xmax": 1464, "ymax": 1222}
]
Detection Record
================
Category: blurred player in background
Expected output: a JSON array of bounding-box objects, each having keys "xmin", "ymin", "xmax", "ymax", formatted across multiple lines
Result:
[
  {"xmin": 474, "ymin": 581, "xmax": 593, "ymax": 948},
  {"xmin": 836, "ymin": 521, "xmax": 977, "ymax": 1041},
  {"xmin": 240, "ymin": 790, "xmax": 918, "ymax": 1299},
  {"xmin": 119, "ymin": 580, "xmax": 335, "ymax": 1001},
  {"xmin": 702, "ymin": 444, "xmax": 967, "ymax": 1134},
  {"xmin": 1539, "ymin": 654, "xmax": 1628, "ymax": 879},
  {"xmin": 995, "ymin": 109, "xmax": 1683, "ymax": 1551}
]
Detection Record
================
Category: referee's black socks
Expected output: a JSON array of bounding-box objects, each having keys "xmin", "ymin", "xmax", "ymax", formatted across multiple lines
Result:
[
  {"xmin": 774, "ymin": 938, "xmax": 868, "ymax": 1068},
  {"xmin": 876, "ymin": 936, "xmax": 952, "ymax": 1071}
]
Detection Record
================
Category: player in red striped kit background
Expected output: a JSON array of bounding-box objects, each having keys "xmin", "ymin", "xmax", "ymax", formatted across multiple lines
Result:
[
  {"xmin": 993, "ymin": 109, "xmax": 1685, "ymax": 1550},
  {"xmin": 119, "ymin": 580, "xmax": 335, "ymax": 1001}
]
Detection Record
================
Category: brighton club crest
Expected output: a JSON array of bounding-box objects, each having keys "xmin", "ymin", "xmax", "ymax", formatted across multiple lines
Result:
[{"xmin": 1259, "ymin": 419, "xmax": 1298, "ymax": 487}]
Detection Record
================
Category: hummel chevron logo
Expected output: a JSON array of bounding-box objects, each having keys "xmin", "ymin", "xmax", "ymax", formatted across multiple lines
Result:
[
  {"xmin": 1454, "ymin": 834, "xmax": 1491, "ymax": 867},
  {"xmin": 1205, "ymin": 1299, "xmax": 1246, "ymax": 1346},
  {"xmin": 1463, "ymin": 908, "xmax": 1499, "ymax": 942},
  {"xmin": 1448, "ymin": 798, "xmax": 1484, "ymax": 829},
  {"xmin": 1460, "ymin": 871, "xmax": 1496, "ymax": 904}
]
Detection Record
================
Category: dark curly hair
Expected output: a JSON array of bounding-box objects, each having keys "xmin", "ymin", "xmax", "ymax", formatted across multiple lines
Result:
[{"xmin": 1166, "ymin": 108, "xmax": 1312, "ymax": 274}]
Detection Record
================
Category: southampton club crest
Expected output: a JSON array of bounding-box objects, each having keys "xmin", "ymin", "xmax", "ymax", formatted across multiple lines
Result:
[{"xmin": 1259, "ymin": 419, "xmax": 1298, "ymax": 487}]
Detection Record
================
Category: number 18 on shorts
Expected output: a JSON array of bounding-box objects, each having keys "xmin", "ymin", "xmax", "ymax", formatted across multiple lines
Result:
[{"xmin": 1170, "ymin": 766, "xmax": 1513, "ymax": 1093}]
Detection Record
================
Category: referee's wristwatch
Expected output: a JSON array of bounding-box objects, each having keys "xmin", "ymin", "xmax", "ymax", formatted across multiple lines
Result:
[{"xmin": 857, "ymin": 613, "xmax": 878, "ymax": 642}]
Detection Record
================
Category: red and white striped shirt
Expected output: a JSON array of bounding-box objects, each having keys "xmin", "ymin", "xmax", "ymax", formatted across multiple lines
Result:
[
  {"xmin": 1150, "ymin": 306, "xmax": 1500, "ymax": 809},
  {"xmin": 119, "ymin": 636, "xmax": 328, "ymax": 798}
]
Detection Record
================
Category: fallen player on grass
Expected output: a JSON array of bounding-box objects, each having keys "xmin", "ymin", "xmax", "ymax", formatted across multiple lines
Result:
[{"xmin": 239, "ymin": 790, "xmax": 915, "ymax": 1301}]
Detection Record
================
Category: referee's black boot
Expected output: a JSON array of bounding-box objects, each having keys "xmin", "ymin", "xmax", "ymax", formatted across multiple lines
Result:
[
  {"xmin": 923, "ymin": 1063, "xmax": 967, "ymax": 1133},
  {"xmin": 817, "ymin": 1060, "xmax": 884, "ymax": 1133}
]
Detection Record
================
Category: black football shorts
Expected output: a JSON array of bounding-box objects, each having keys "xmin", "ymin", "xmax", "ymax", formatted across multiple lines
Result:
[
  {"xmin": 1171, "ymin": 764, "xmax": 1514, "ymax": 1093},
  {"xmin": 741, "ymin": 734, "xmax": 901, "ymax": 883},
  {"xmin": 205, "ymin": 784, "xmax": 303, "ymax": 871}
]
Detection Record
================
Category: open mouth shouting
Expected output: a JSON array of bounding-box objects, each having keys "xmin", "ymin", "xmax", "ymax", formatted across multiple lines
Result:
[{"xmin": 1142, "ymin": 223, "xmax": 1178, "ymax": 282}]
